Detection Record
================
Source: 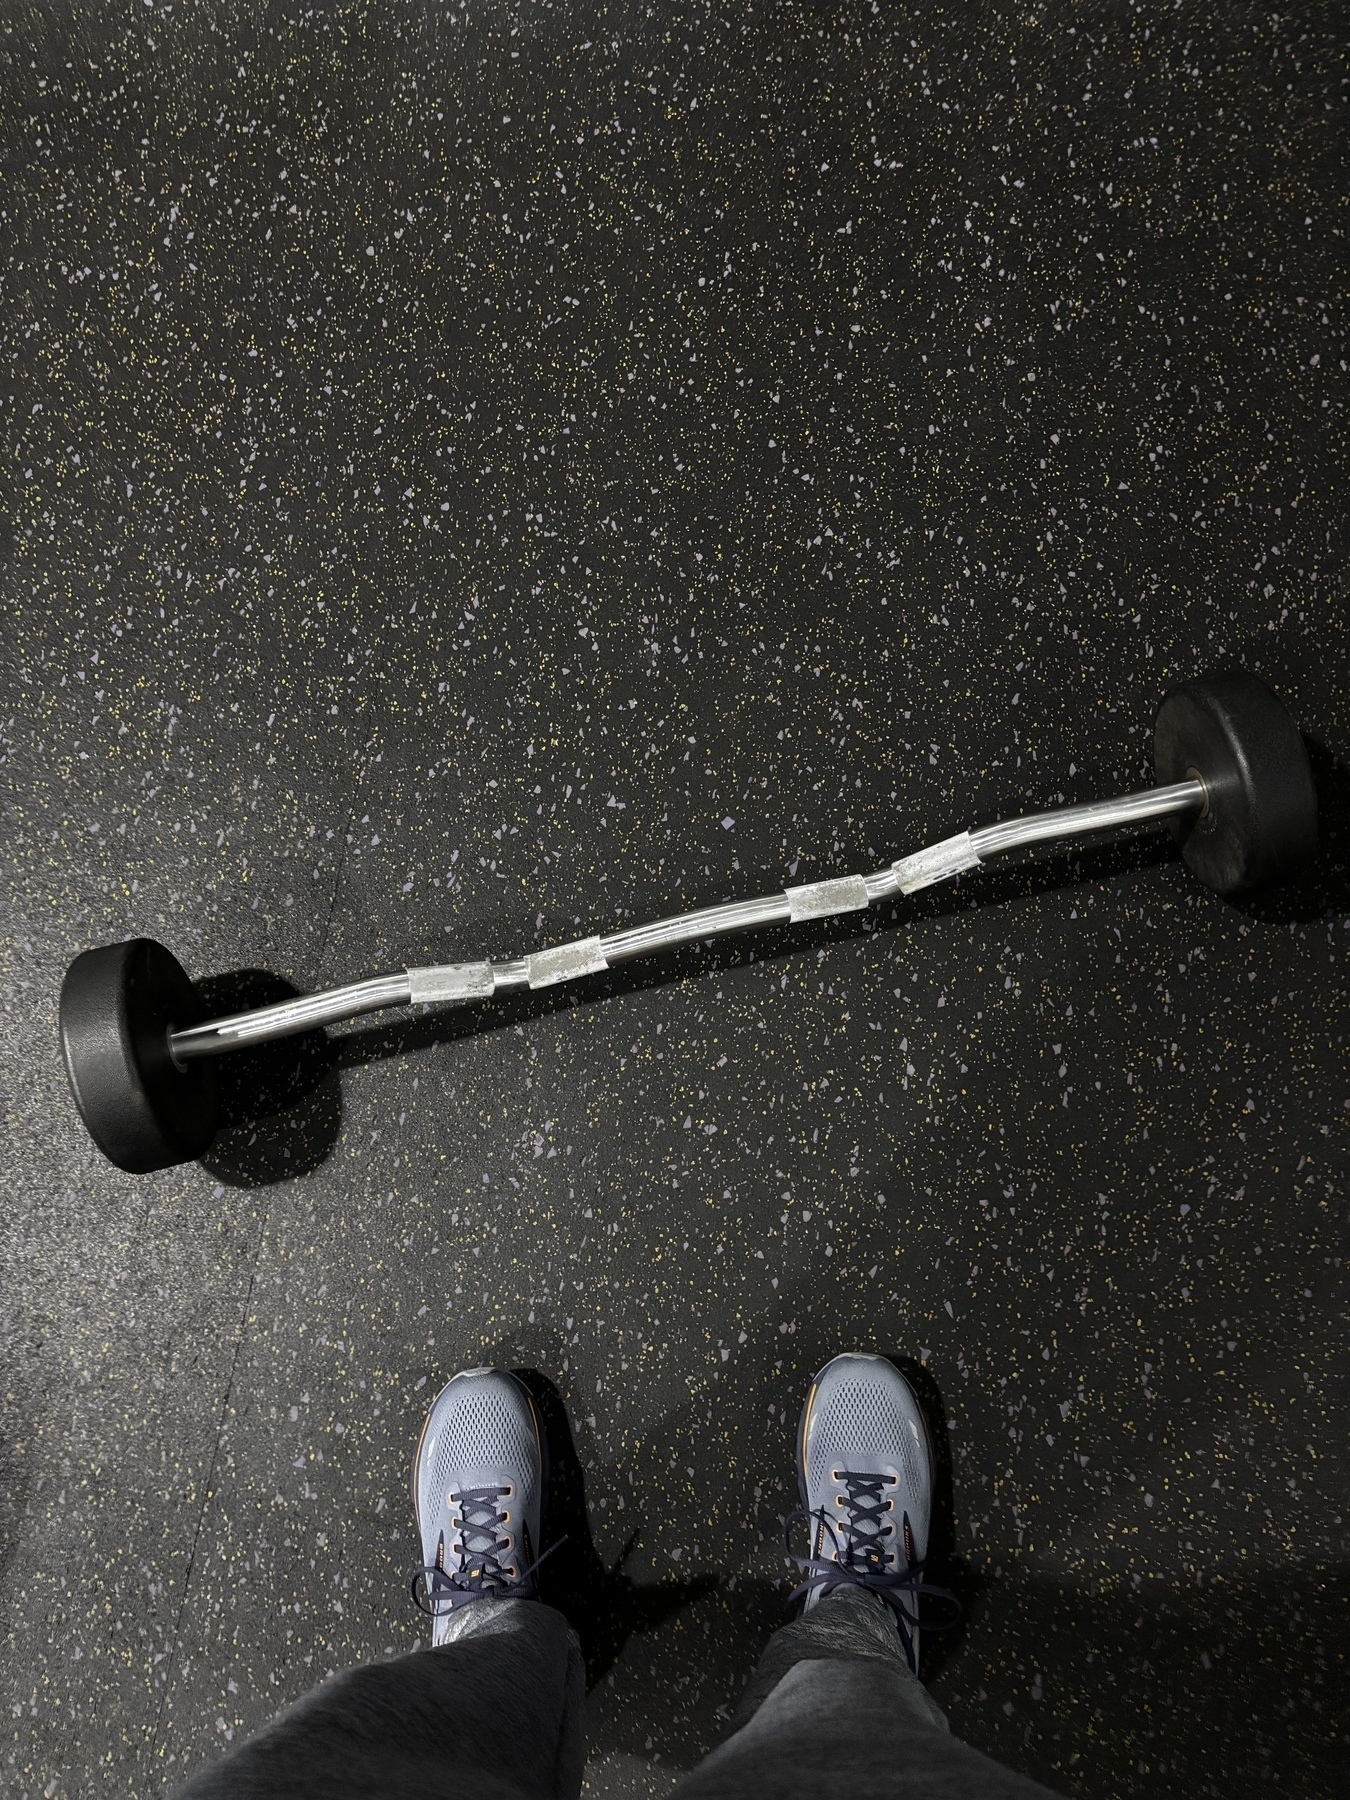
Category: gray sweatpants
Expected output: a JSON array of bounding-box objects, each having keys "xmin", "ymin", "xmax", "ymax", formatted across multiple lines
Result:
[{"xmin": 170, "ymin": 1587, "xmax": 1062, "ymax": 1800}]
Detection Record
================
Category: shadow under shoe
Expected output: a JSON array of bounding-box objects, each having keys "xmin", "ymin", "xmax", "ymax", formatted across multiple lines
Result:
[
  {"xmin": 879, "ymin": 1355, "xmax": 985, "ymax": 1684},
  {"xmin": 512, "ymin": 1369, "xmax": 718, "ymax": 1686}
]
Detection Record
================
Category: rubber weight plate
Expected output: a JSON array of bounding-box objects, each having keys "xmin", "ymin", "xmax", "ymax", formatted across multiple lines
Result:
[
  {"xmin": 60, "ymin": 937, "xmax": 219, "ymax": 1173},
  {"xmin": 1153, "ymin": 670, "xmax": 1317, "ymax": 896}
]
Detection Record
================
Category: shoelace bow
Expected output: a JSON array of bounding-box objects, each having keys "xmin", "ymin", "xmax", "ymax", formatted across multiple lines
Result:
[
  {"xmin": 786, "ymin": 1470, "xmax": 961, "ymax": 1668},
  {"xmin": 411, "ymin": 1484, "xmax": 562, "ymax": 1619}
]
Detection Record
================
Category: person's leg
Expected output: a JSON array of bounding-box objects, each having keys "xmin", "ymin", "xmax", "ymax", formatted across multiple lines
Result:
[
  {"xmin": 170, "ymin": 1597, "xmax": 584, "ymax": 1800},
  {"xmin": 171, "ymin": 1368, "xmax": 585, "ymax": 1800},
  {"xmin": 672, "ymin": 1355, "xmax": 1063, "ymax": 1800},
  {"xmin": 677, "ymin": 1586, "xmax": 1058, "ymax": 1800}
]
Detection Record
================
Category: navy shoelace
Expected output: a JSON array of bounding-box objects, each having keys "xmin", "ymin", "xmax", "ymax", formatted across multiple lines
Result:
[
  {"xmin": 786, "ymin": 1470, "xmax": 961, "ymax": 1670},
  {"xmin": 411, "ymin": 1484, "xmax": 562, "ymax": 1620}
]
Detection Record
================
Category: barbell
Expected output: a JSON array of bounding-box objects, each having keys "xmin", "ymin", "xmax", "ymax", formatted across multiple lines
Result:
[{"xmin": 59, "ymin": 668, "xmax": 1317, "ymax": 1174}]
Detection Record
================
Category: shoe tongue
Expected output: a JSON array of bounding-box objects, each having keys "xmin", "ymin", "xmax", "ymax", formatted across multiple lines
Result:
[{"xmin": 844, "ymin": 1539, "xmax": 888, "ymax": 1576}]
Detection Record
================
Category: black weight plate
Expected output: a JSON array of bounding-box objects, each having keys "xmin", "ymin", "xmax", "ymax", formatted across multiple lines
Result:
[
  {"xmin": 1153, "ymin": 670, "xmax": 1317, "ymax": 895},
  {"xmin": 59, "ymin": 937, "xmax": 219, "ymax": 1173}
]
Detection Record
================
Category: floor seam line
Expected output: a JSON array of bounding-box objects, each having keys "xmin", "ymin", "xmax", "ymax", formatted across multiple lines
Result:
[{"xmin": 145, "ymin": 1232, "xmax": 265, "ymax": 1781}]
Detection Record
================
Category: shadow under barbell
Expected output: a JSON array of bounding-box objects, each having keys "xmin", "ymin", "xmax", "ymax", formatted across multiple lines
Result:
[
  {"xmin": 192, "ymin": 826, "xmax": 1186, "ymax": 1190},
  {"xmin": 59, "ymin": 672, "xmax": 1326, "ymax": 1176}
]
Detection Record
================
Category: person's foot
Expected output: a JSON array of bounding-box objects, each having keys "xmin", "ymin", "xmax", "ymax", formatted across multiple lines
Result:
[
  {"xmin": 411, "ymin": 1366, "xmax": 547, "ymax": 1645},
  {"xmin": 793, "ymin": 1352, "xmax": 937, "ymax": 1671}
]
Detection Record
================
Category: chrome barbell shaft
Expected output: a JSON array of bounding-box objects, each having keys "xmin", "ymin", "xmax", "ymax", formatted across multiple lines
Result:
[
  {"xmin": 969, "ymin": 780, "xmax": 1204, "ymax": 859},
  {"xmin": 168, "ymin": 778, "xmax": 1204, "ymax": 1063}
]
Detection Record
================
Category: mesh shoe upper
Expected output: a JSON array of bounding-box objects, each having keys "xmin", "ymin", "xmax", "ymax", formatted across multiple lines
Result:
[
  {"xmin": 794, "ymin": 1352, "xmax": 938, "ymax": 1670},
  {"xmin": 411, "ymin": 1366, "xmax": 545, "ymax": 1644}
]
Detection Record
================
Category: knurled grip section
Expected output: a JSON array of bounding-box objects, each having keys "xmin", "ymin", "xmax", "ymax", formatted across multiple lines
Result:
[
  {"xmin": 784, "ymin": 873, "xmax": 871, "ymax": 922},
  {"xmin": 890, "ymin": 832, "xmax": 981, "ymax": 895},
  {"xmin": 526, "ymin": 937, "xmax": 609, "ymax": 989},
  {"xmin": 406, "ymin": 962, "xmax": 496, "ymax": 1004}
]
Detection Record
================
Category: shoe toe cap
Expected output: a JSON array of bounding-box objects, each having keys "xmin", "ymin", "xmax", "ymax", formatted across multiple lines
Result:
[
  {"xmin": 415, "ymin": 1369, "xmax": 542, "ymax": 1538},
  {"xmin": 802, "ymin": 1355, "xmax": 933, "ymax": 1538}
]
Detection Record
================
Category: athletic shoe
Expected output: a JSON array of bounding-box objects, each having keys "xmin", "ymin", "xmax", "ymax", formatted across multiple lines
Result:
[
  {"xmin": 410, "ymin": 1365, "xmax": 547, "ymax": 1645},
  {"xmin": 791, "ymin": 1351, "xmax": 952, "ymax": 1673}
]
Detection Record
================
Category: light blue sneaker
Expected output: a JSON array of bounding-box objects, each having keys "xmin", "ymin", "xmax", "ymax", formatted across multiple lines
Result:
[
  {"xmin": 411, "ymin": 1366, "xmax": 548, "ymax": 1645},
  {"xmin": 791, "ymin": 1352, "xmax": 954, "ymax": 1673}
]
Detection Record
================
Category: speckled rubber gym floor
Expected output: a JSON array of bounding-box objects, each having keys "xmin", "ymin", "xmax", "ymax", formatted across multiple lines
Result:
[{"xmin": 1, "ymin": 4, "xmax": 1346, "ymax": 1797}]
